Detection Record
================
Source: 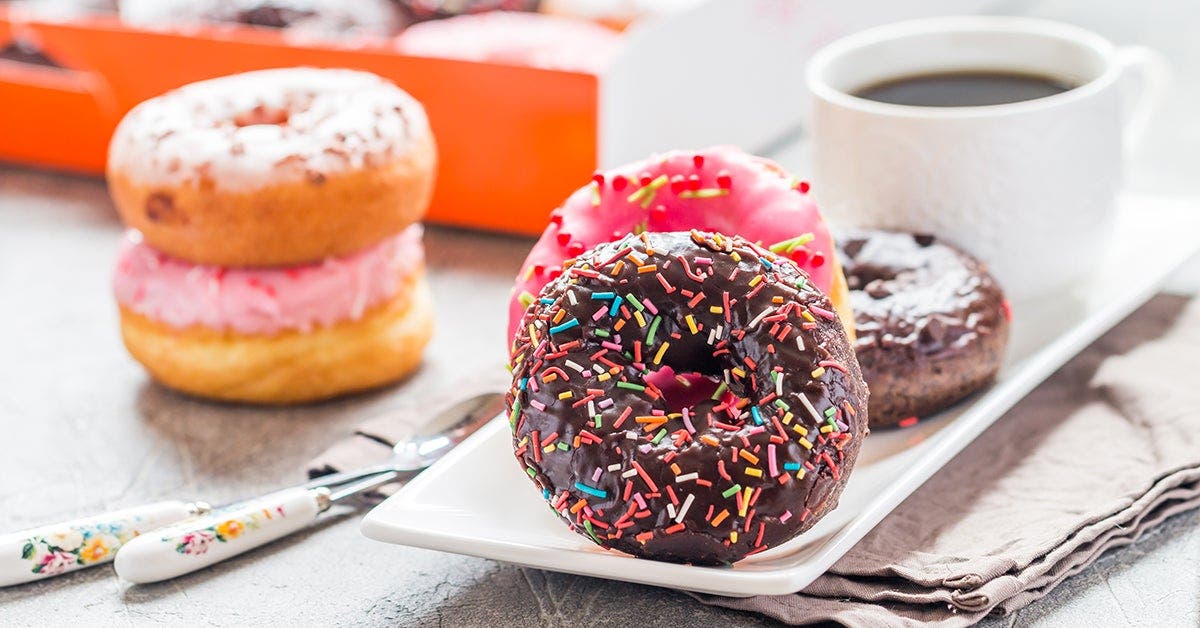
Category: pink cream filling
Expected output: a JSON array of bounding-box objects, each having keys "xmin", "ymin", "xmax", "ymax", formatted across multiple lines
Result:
[{"xmin": 114, "ymin": 225, "xmax": 424, "ymax": 336}]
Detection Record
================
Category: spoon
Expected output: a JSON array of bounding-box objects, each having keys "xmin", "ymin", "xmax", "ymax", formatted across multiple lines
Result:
[
  {"xmin": 304, "ymin": 392, "xmax": 507, "ymax": 489},
  {"xmin": 0, "ymin": 392, "xmax": 505, "ymax": 588}
]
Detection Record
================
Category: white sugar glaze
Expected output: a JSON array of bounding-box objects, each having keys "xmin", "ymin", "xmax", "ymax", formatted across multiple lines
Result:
[{"xmin": 108, "ymin": 68, "xmax": 430, "ymax": 192}]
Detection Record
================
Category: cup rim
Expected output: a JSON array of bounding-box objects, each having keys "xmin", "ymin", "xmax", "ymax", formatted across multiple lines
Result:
[{"xmin": 805, "ymin": 15, "xmax": 1120, "ymax": 119}]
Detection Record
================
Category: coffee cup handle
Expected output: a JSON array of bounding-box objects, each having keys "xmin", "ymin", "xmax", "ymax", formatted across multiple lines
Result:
[{"xmin": 1114, "ymin": 46, "xmax": 1170, "ymax": 150}]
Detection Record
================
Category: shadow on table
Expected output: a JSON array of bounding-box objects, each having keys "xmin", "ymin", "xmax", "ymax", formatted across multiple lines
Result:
[
  {"xmin": 385, "ymin": 561, "xmax": 784, "ymax": 627},
  {"xmin": 422, "ymin": 224, "xmax": 532, "ymax": 279},
  {"xmin": 134, "ymin": 378, "xmax": 406, "ymax": 480},
  {"xmin": 0, "ymin": 164, "xmax": 113, "ymax": 220}
]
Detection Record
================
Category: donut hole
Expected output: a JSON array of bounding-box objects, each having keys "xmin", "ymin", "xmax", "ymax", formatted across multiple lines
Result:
[
  {"xmin": 644, "ymin": 365, "xmax": 722, "ymax": 414},
  {"xmin": 234, "ymin": 104, "xmax": 290, "ymax": 127}
]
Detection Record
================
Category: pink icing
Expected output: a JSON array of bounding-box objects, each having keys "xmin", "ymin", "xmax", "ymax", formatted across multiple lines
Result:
[
  {"xmin": 114, "ymin": 225, "xmax": 424, "ymax": 335},
  {"xmin": 507, "ymin": 146, "xmax": 836, "ymax": 341},
  {"xmin": 395, "ymin": 12, "xmax": 621, "ymax": 74}
]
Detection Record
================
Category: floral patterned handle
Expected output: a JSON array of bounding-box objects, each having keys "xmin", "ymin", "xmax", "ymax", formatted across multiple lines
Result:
[
  {"xmin": 113, "ymin": 487, "xmax": 328, "ymax": 584},
  {"xmin": 0, "ymin": 501, "xmax": 204, "ymax": 587}
]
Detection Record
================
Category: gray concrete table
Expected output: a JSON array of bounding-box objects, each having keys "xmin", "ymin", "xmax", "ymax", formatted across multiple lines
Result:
[{"xmin": 1, "ymin": 166, "xmax": 1197, "ymax": 626}]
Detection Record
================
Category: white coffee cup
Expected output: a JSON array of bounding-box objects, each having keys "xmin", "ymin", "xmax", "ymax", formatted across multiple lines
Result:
[{"xmin": 806, "ymin": 16, "xmax": 1167, "ymax": 302}]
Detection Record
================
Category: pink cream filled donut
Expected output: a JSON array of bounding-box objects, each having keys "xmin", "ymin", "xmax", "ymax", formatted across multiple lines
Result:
[
  {"xmin": 115, "ymin": 225, "xmax": 424, "ymax": 336},
  {"xmin": 508, "ymin": 146, "xmax": 850, "ymax": 342},
  {"xmin": 395, "ymin": 11, "xmax": 622, "ymax": 73}
]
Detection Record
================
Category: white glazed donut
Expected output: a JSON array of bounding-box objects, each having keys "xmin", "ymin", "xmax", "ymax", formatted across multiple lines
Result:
[{"xmin": 107, "ymin": 67, "xmax": 437, "ymax": 267}]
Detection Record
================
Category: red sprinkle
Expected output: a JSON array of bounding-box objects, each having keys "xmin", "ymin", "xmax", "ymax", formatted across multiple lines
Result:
[
  {"xmin": 898, "ymin": 416, "xmax": 919, "ymax": 428},
  {"xmin": 612, "ymin": 175, "xmax": 628, "ymax": 191},
  {"xmin": 692, "ymin": 154, "xmax": 705, "ymax": 168},
  {"xmin": 716, "ymin": 170, "xmax": 732, "ymax": 189},
  {"xmin": 631, "ymin": 461, "xmax": 659, "ymax": 492},
  {"xmin": 670, "ymin": 175, "xmax": 687, "ymax": 194}
]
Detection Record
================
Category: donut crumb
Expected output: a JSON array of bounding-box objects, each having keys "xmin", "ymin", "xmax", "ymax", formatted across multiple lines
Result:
[{"xmin": 144, "ymin": 192, "xmax": 186, "ymax": 225}]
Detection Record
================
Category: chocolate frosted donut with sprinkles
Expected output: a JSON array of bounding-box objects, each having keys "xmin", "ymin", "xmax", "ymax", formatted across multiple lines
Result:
[{"xmin": 507, "ymin": 230, "xmax": 869, "ymax": 564}]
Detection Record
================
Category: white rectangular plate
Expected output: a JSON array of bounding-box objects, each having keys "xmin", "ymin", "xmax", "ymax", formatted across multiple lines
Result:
[{"xmin": 363, "ymin": 194, "xmax": 1200, "ymax": 597}]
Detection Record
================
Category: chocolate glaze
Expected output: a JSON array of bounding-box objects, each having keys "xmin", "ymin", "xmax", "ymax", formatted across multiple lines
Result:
[
  {"xmin": 838, "ymin": 230, "xmax": 1010, "ymax": 428},
  {"xmin": 507, "ymin": 231, "xmax": 869, "ymax": 565}
]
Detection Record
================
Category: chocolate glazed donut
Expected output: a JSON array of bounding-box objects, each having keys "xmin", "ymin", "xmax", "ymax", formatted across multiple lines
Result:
[
  {"xmin": 507, "ymin": 230, "xmax": 869, "ymax": 564},
  {"xmin": 838, "ymin": 230, "xmax": 1011, "ymax": 428}
]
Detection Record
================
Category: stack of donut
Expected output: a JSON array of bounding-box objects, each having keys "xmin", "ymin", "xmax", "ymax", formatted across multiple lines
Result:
[{"xmin": 108, "ymin": 68, "xmax": 437, "ymax": 404}]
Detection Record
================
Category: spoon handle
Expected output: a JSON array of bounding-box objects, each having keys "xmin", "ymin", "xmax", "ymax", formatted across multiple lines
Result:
[
  {"xmin": 0, "ymin": 501, "xmax": 206, "ymax": 587},
  {"xmin": 114, "ymin": 487, "xmax": 328, "ymax": 585}
]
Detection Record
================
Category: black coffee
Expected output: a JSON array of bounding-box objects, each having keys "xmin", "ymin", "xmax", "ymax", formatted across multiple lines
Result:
[{"xmin": 853, "ymin": 71, "xmax": 1075, "ymax": 107}]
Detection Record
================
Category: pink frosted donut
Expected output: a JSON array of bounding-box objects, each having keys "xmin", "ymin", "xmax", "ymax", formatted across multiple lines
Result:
[
  {"xmin": 540, "ymin": 0, "xmax": 701, "ymax": 30},
  {"xmin": 394, "ymin": 11, "xmax": 622, "ymax": 73},
  {"xmin": 508, "ymin": 146, "xmax": 852, "ymax": 341},
  {"xmin": 114, "ymin": 223, "xmax": 433, "ymax": 404},
  {"xmin": 115, "ymin": 225, "xmax": 424, "ymax": 336}
]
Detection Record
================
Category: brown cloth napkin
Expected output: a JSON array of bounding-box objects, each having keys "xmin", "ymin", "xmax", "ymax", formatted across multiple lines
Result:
[{"xmin": 309, "ymin": 295, "xmax": 1200, "ymax": 626}]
